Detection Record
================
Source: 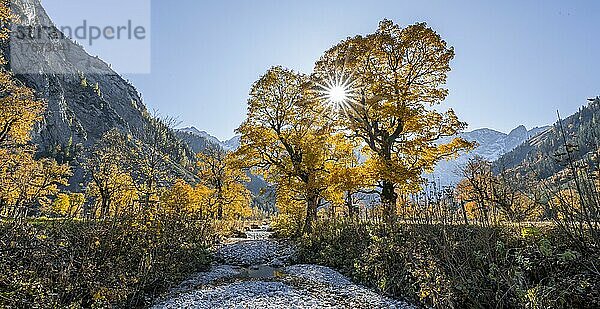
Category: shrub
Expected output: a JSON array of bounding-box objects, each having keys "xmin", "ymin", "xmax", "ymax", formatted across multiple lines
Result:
[
  {"xmin": 295, "ymin": 220, "xmax": 600, "ymax": 308},
  {"xmin": 0, "ymin": 213, "xmax": 215, "ymax": 308}
]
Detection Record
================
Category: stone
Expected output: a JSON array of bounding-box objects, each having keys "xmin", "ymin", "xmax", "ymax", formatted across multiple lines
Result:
[{"xmin": 153, "ymin": 239, "xmax": 415, "ymax": 309}]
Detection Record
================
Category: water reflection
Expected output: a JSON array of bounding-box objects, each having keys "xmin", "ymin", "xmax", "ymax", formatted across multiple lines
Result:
[{"xmin": 240, "ymin": 264, "xmax": 283, "ymax": 279}]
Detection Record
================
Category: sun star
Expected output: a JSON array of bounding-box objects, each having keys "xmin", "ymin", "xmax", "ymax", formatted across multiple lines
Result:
[
  {"xmin": 328, "ymin": 85, "xmax": 349, "ymax": 104},
  {"xmin": 316, "ymin": 73, "xmax": 359, "ymax": 110}
]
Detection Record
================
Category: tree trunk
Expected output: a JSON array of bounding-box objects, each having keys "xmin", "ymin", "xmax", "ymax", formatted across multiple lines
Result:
[
  {"xmin": 303, "ymin": 194, "xmax": 320, "ymax": 234},
  {"xmin": 381, "ymin": 180, "xmax": 397, "ymax": 223},
  {"xmin": 460, "ymin": 201, "xmax": 469, "ymax": 225},
  {"xmin": 101, "ymin": 197, "xmax": 110, "ymax": 219},
  {"xmin": 345, "ymin": 191, "xmax": 358, "ymax": 218},
  {"xmin": 0, "ymin": 200, "xmax": 6, "ymax": 218}
]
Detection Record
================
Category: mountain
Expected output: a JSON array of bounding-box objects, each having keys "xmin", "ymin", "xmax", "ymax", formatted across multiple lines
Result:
[
  {"xmin": 495, "ymin": 97, "xmax": 600, "ymax": 179},
  {"xmin": 176, "ymin": 127, "xmax": 221, "ymax": 154},
  {"xmin": 222, "ymin": 136, "xmax": 241, "ymax": 151},
  {"xmin": 175, "ymin": 127, "xmax": 275, "ymax": 212},
  {"xmin": 428, "ymin": 125, "xmax": 550, "ymax": 186},
  {"xmin": 178, "ymin": 127, "xmax": 223, "ymax": 148},
  {"xmin": 176, "ymin": 127, "xmax": 241, "ymax": 152},
  {"xmin": 179, "ymin": 122, "xmax": 552, "ymax": 190},
  {"xmin": 6, "ymin": 0, "xmax": 194, "ymax": 186}
]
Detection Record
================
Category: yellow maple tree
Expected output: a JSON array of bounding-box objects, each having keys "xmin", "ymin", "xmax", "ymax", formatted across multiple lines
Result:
[
  {"xmin": 84, "ymin": 130, "xmax": 138, "ymax": 218},
  {"xmin": 196, "ymin": 145, "xmax": 252, "ymax": 221},
  {"xmin": 237, "ymin": 66, "xmax": 361, "ymax": 233},
  {"xmin": 0, "ymin": 148, "xmax": 71, "ymax": 218},
  {"xmin": 313, "ymin": 20, "xmax": 473, "ymax": 220}
]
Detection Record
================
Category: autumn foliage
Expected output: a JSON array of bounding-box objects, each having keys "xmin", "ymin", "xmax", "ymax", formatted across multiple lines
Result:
[
  {"xmin": 0, "ymin": 2, "xmax": 598, "ymax": 306},
  {"xmin": 0, "ymin": 3, "xmax": 242, "ymax": 306},
  {"xmin": 0, "ymin": 7, "xmax": 70, "ymax": 218},
  {"xmin": 237, "ymin": 20, "xmax": 472, "ymax": 233}
]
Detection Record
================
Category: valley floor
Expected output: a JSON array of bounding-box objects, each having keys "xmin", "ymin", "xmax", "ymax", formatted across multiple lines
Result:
[{"xmin": 152, "ymin": 229, "xmax": 413, "ymax": 309}]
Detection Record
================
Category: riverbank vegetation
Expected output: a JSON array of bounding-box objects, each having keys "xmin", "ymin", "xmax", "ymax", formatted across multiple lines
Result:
[
  {"xmin": 295, "ymin": 220, "xmax": 599, "ymax": 308},
  {"xmin": 288, "ymin": 147, "xmax": 600, "ymax": 308},
  {"xmin": 0, "ymin": 107, "xmax": 250, "ymax": 307}
]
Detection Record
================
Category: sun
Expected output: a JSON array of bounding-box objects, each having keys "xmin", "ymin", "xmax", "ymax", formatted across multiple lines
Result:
[
  {"xmin": 316, "ymin": 72, "xmax": 359, "ymax": 110},
  {"xmin": 328, "ymin": 85, "xmax": 349, "ymax": 104}
]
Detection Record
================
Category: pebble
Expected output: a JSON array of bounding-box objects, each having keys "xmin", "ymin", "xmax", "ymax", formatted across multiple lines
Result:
[
  {"xmin": 153, "ymin": 238, "xmax": 415, "ymax": 309},
  {"xmin": 282, "ymin": 264, "xmax": 352, "ymax": 287},
  {"xmin": 154, "ymin": 274, "xmax": 413, "ymax": 309},
  {"xmin": 216, "ymin": 240, "xmax": 295, "ymax": 267}
]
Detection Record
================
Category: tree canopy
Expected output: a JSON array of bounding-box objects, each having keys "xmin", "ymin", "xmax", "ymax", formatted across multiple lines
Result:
[{"xmin": 313, "ymin": 20, "xmax": 472, "ymax": 219}]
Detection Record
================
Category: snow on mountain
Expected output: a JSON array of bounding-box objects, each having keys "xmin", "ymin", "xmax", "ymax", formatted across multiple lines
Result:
[
  {"xmin": 177, "ymin": 125, "xmax": 550, "ymax": 189},
  {"xmin": 177, "ymin": 127, "xmax": 240, "ymax": 152},
  {"xmin": 427, "ymin": 125, "xmax": 550, "ymax": 186}
]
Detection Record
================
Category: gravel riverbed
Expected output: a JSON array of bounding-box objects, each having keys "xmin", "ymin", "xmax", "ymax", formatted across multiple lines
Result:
[{"xmin": 152, "ymin": 235, "xmax": 414, "ymax": 308}]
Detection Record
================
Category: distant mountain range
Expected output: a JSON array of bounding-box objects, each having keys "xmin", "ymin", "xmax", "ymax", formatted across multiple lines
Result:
[
  {"xmin": 182, "ymin": 123, "xmax": 553, "ymax": 188},
  {"xmin": 175, "ymin": 127, "xmax": 275, "ymax": 212},
  {"xmin": 495, "ymin": 97, "xmax": 600, "ymax": 179},
  {"xmin": 177, "ymin": 127, "xmax": 241, "ymax": 152},
  {"xmin": 428, "ymin": 125, "xmax": 550, "ymax": 186}
]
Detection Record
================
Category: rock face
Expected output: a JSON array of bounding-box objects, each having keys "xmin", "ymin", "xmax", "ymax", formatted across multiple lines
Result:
[
  {"xmin": 5, "ymin": 0, "xmax": 194, "ymax": 186},
  {"xmin": 428, "ymin": 125, "xmax": 550, "ymax": 186},
  {"xmin": 175, "ymin": 129, "xmax": 217, "ymax": 154},
  {"xmin": 9, "ymin": 0, "xmax": 149, "ymax": 151},
  {"xmin": 177, "ymin": 126, "xmax": 241, "ymax": 152},
  {"xmin": 178, "ymin": 127, "xmax": 224, "ymax": 149},
  {"xmin": 222, "ymin": 135, "xmax": 241, "ymax": 151}
]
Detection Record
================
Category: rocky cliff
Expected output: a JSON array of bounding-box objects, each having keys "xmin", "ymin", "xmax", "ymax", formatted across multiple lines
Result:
[{"xmin": 6, "ymin": 0, "xmax": 194, "ymax": 186}]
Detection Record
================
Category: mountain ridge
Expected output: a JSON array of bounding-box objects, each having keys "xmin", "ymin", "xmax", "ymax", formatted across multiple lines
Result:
[
  {"xmin": 6, "ymin": 0, "xmax": 195, "ymax": 187},
  {"xmin": 428, "ymin": 125, "xmax": 551, "ymax": 186},
  {"xmin": 184, "ymin": 124, "xmax": 551, "ymax": 188},
  {"xmin": 177, "ymin": 126, "xmax": 241, "ymax": 151},
  {"xmin": 494, "ymin": 97, "xmax": 600, "ymax": 179}
]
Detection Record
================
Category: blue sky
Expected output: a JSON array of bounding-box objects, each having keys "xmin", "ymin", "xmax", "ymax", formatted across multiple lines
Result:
[{"xmin": 44, "ymin": 0, "xmax": 600, "ymax": 140}]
